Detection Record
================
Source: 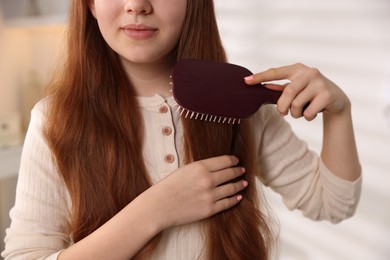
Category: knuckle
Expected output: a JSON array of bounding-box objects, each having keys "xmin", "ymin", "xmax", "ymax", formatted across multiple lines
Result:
[
  {"xmin": 226, "ymin": 184, "xmax": 236, "ymax": 195},
  {"xmin": 267, "ymin": 67, "xmax": 277, "ymax": 73},
  {"xmin": 308, "ymin": 67, "xmax": 321, "ymax": 78},
  {"xmin": 223, "ymin": 155, "xmax": 233, "ymax": 165},
  {"xmin": 294, "ymin": 62, "xmax": 306, "ymax": 69},
  {"xmin": 266, "ymin": 68, "xmax": 279, "ymax": 77},
  {"xmin": 192, "ymin": 162, "xmax": 205, "ymax": 172},
  {"xmin": 304, "ymin": 113, "xmax": 316, "ymax": 121},
  {"xmin": 219, "ymin": 200, "xmax": 231, "ymax": 211},
  {"xmin": 229, "ymin": 197, "xmax": 239, "ymax": 208},
  {"xmin": 204, "ymin": 204, "xmax": 215, "ymax": 216},
  {"xmin": 283, "ymin": 86, "xmax": 295, "ymax": 97},
  {"xmin": 225, "ymin": 197, "xmax": 240, "ymax": 209},
  {"xmin": 291, "ymin": 113, "xmax": 301, "ymax": 119},
  {"xmin": 226, "ymin": 155, "xmax": 237, "ymax": 165},
  {"xmin": 229, "ymin": 168, "xmax": 239, "ymax": 178},
  {"xmin": 203, "ymin": 193, "xmax": 215, "ymax": 204},
  {"xmin": 233, "ymin": 184, "xmax": 243, "ymax": 194},
  {"xmin": 291, "ymin": 100, "xmax": 302, "ymax": 110},
  {"xmin": 290, "ymin": 109, "xmax": 302, "ymax": 119},
  {"xmin": 199, "ymin": 176, "xmax": 214, "ymax": 189}
]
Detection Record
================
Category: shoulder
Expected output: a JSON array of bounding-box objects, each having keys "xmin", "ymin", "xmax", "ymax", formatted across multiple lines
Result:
[
  {"xmin": 28, "ymin": 97, "xmax": 55, "ymax": 131},
  {"xmin": 31, "ymin": 97, "xmax": 51, "ymax": 119}
]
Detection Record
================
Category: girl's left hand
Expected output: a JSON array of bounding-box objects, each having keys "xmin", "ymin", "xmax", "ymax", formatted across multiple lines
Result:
[{"xmin": 244, "ymin": 63, "xmax": 350, "ymax": 121}]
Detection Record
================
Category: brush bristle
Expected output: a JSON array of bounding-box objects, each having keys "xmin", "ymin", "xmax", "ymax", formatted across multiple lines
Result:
[{"xmin": 173, "ymin": 102, "xmax": 241, "ymax": 124}]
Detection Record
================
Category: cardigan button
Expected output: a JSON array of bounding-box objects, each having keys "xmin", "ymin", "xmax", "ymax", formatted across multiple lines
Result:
[
  {"xmin": 159, "ymin": 106, "xmax": 168, "ymax": 113},
  {"xmin": 162, "ymin": 127, "xmax": 172, "ymax": 136},
  {"xmin": 164, "ymin": 154, "xmax": 175, "ymax": 164}
]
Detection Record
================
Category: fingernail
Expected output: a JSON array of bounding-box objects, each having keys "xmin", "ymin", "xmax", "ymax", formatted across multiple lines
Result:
[
  {"xmin": 244, "ymin": 75, "xmax": 253, "ymax": 82},
  {"xmin": 241, "ymin": 167, "xmax": 246, "ymax": 173},
  {"xmin": 243, "ymin": 180, "xmax": 248, "ymax": 187},
  {"xmin": 236, "ymin": 195, "xmax": 243, "ymax": 201}
]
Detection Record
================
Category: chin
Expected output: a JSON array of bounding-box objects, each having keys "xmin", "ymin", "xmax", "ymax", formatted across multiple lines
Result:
[{"xmin": 120, "ymin": 53, "xmax": 171, "ymax": 66}]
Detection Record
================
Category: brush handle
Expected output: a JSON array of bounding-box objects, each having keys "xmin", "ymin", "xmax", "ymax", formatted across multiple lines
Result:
[
  {"xmin": 253, "ymin": 84, "xmax": 282, "ymax": 104},
  {"xmin": 251, "ymin": 84, "xmax": 314, "ymax": 114}
]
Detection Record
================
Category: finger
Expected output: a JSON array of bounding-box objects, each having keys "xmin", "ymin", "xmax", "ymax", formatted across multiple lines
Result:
[
  {"xmin": 263, "ymin": 82, "xmax": 289, "ymax": 91},
  {"xmin": 212, "ymin": 194, "xmax": 243, "ymax": 214},
  {"xmin": 289, "ymin": 79, "xmax": 326, "ymax": 119},
  {"xmin": 212, "ymin": 166, "xmax": 245, "ymax": 186},
  {"xmin": 244, "ymin": 63, "xmax": 308, "ymax": 85},
  {"xmin": 214, "ymin": 180, "xmax": 248, "ymax": 201},
  {"xmin": 199, "ymin": 155, "xmax": 239, "ymax": 172},
  {"xmin": 277, "ymin": 77, "xmax": 310, "ymax": 116},
  {"xmin": 289, "ymin": 88, "xmax": 314, "ymax": 118},
  {"xmin": 302, "ymin": 97, "xmax": 325, "ymax": 121}
]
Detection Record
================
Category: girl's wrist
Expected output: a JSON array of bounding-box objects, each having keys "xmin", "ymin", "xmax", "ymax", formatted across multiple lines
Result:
[
  {"xmin": 135, "ymin": 186, "xmax": 171, "ymax": 233},
  {"xmin": 324, "ymin": 93, "xmax": 351, "ymax": 117}
]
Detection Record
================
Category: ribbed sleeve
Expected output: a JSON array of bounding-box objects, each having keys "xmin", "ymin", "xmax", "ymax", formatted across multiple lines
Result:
[
  {"xmin": 255, "ymin": 105, "xmax": 362, "ymax": 223},
  {"xmin": 2, "ymin": 101, "xmax": 71, "ymax": 259}
]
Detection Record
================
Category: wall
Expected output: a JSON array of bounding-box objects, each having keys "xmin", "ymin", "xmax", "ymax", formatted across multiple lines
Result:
[
  {"xmin": 0, "ymin": 26, "xmax": 64, "ymax": 131},
  {"xmin": 0, "ymin": 0, "xmax": 67, "ymax": 128},
  {"xmin": 0, "ymin": 19, "xmax": 29, "ymax": 117},
  {"xmin": 215, "ymin": 0, "xmax": 390, "ymax": 259}
]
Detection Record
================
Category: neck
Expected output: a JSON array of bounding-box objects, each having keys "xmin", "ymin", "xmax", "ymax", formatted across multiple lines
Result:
[{"xmin": 120, "ymin": 57, "xmax": 174, "ymax": 98}]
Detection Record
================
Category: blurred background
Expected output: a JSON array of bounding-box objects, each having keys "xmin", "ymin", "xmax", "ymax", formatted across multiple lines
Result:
[{"xmin": 1, "ymin": 0, "xmax": 389, "ymax": 259}]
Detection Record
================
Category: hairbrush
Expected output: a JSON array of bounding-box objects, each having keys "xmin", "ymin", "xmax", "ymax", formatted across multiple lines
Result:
[{"xmin": 170, "ymin": 59, "xmax": 282, "ymax": 124}]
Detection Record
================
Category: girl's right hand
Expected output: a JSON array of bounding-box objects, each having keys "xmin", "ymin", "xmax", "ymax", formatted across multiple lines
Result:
[
  {"xmin": 57, "ymin": 155, "xmax": 246, "ymax": 260},
  {"xmin": 144, "ymin": 155, "xmax": 248, "ymax": 230}
]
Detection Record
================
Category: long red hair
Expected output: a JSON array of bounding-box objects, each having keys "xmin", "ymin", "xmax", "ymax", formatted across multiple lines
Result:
[{"xmin": 45, "ymin": 0, "xmax": 275, "ymax": 259}]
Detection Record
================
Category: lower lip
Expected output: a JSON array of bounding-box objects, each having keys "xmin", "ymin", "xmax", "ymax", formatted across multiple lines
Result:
[{"xmin": 122, "ymin": 29, "xmax": 157, "ymax": 40}]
